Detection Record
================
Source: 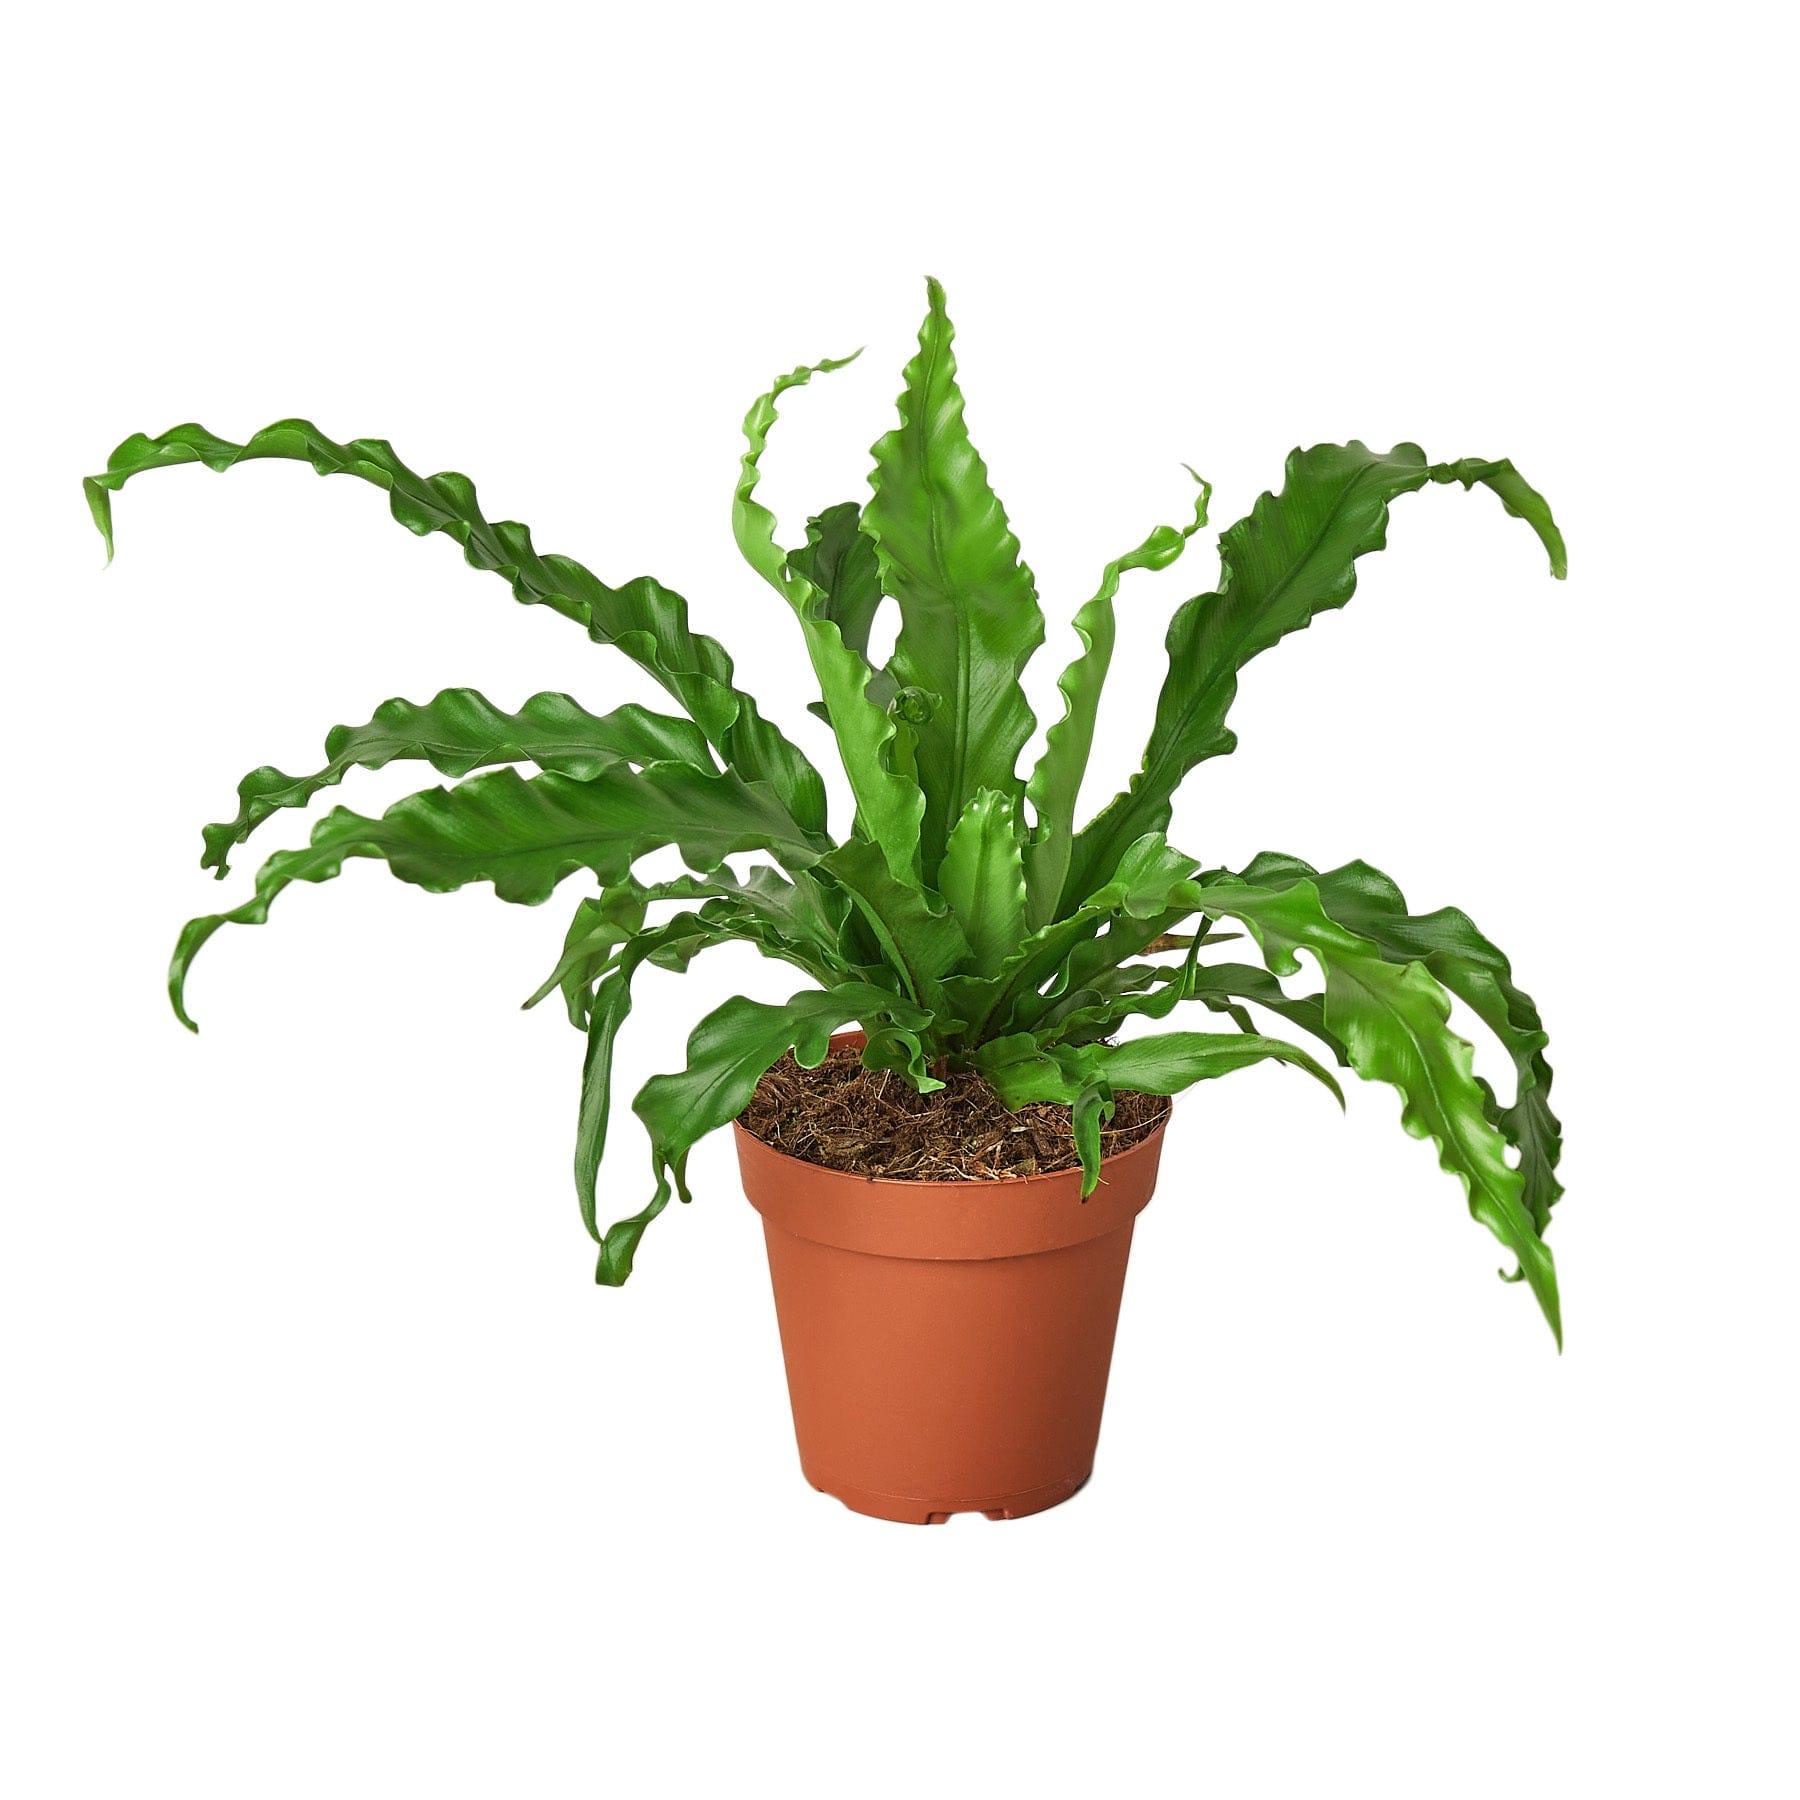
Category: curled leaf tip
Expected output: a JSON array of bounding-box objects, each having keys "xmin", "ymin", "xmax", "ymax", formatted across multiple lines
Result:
[
  {"xmin": 806, "ymin": 347, "xmax": 864, "ymax": 378},
  {"xmin": 1178, "ymin": 467, "xmax": 1213, "ymax": 524}
]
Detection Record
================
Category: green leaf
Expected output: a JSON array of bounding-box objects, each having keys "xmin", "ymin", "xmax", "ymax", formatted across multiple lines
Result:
[
  {"xmin": 1197, "ymin": 873, "xmax": 1562, "ymax": 1346},
  {"xmin": 525, "ymin": 867, "xmax": 852, "ymax": 1027},
  {"xmin": 789, "ymin": 502, "xmax": 885, "ymax": 665},
  {"xmin": 1096, "ymin": 1032, "xmax": 1343, "ymax": 1107},
  {"xmin": 86, "ymin": 419, "xmax": 827, "ymax": 834},
  {"xmin": 583, "ymin": 928, "xmax": 709, "ymax": 1238},
  {"xmin": 202, "ymin": 688, "xmax": 716, "ymax": 877},
  {"xmin": 724, "ymin": 865, "xmax": 864, "ymax": 977},
  {"xmin": 977, "ymin": 1028, "xmax": 1339, "ymax": 1107},
  {"xmin": 863, "ymin": 278, "xmax": 1045, "ymax": 871},
  {"xmin": 1023, "ymin": 470, "xmax": 1212, "ymax": 926},
  {"xmin": 1027, "ymin": 895, "xmax": 1215, "ymax": 1027},
  {"xmin": 938, "ymin": 789, "xmax": 1027, "ymax": 977},
  {"xmin": 942, "ymin": 833, "xmax": 1201, "ymax": 1046},
  {"xmin": 575, "ymin": 911, "xmax": 741, "ymax": 1242},
  {"xmin": 1185, "ymin": 963, "xmax": 1341, "ymax": 1063},
  {"xmin": 975, "ymin": 1029, "xmax": 1341, "ymax": 1194},
  {"xmin": 1072, "ymin": 1085, "xmax": 1115, "ymax": 1184},
  {"xmin": 169, "ymin": 762, "xmax": 829, "ymax": 1030},
  {"xmin": 1033, "ymin": 961, "xmax": 1186, "ymax": 1039},
  {"xmin": 612, "ymin": 982, "xmax": 932, "ymax": 1283},
  {"xmin": 1431, "ymin": 458, "xmax": 1568, "ymax": 579},
  {"xmin": 528, "ymin": 879, "xmax": 653, "ymax": 1026},
  {"xmin": 733, "ymin": 355, "xmax": 927, "ymax": 884},
  {"xmin": 861, "ymin": 1023, "xmax": 945, "ymax": 1091},
  {"xmin": 1063, "ymin": 442, "xmax": 1565, "ymax": 909},
  {"xmin": 1242, "ymin": 851, "xmax": 1562, "ymax": 1232},
  {"xmin": 1041, "ymin": 954, "xmax": 1342, "ymax": 1065},
  {"xmin": 816, "ymin": 836, "xmax": 970, "ymax": 1011},
  {"xmin": 592, "ymin": 1193, "xmax": 675, "ymax": 1289},
  {"xmin": 566, "ymin": 876, "xmax": 877, "ymax": 1259}
]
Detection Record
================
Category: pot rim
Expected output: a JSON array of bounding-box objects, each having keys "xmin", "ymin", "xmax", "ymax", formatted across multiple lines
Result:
[
  {"xmin": 731, "ymin": 1027, "xmax": 1172, "ymax": 1194},
  {"xmin": 733, "ymin": 1031, "xmax": 1171, "ymax": 1261},
  {"xmin": 728, "ymin": 1107, "xmax": 1171, "ymax": 1194}
]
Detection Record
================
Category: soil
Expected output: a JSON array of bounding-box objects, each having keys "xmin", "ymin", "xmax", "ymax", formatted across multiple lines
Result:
[{"xmin": 739, "ymin": 1041, "xmax": 1170, "ymax": 1182}]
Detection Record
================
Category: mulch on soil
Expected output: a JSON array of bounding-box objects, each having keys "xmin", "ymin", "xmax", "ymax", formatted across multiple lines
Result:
[{"xmin": 738, "ymin": 1042, "xmax": 1169, "ymax": 1182}]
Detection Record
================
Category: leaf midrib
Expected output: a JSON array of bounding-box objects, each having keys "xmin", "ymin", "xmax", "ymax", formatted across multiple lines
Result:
[{"xmin": 909, "ymin": 319, "xmax": 972, "ymax": 820}]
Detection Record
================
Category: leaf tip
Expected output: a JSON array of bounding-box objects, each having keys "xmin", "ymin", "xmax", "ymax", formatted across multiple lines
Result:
[
  {"xmin": 920, "ymin": 275, "xmax": 953, "ymax": 332},
  {"xmin": 1502, "ymin": 1260, "xmax": 1564, "ymax": 1350},
  {"xmin": 83, "ymin": 476, "xmax": 117, "ymax": 563},
  {"xmin": 168, "ymin": 938, "xmax": 201, "ymax": 1029}
]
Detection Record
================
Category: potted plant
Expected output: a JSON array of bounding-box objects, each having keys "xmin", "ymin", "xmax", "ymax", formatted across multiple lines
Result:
[{"xmin": 86, "ymin": 278, "xmax": 1566, "ymax": 1523}]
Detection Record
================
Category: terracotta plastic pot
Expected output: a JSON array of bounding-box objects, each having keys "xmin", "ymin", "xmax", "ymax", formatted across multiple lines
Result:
[{"xmin": 734, "ymin": 1039, "xmax": 1168, "ymax": 1524}]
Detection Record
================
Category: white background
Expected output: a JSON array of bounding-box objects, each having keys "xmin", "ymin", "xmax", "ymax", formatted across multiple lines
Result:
[{"xmin": 4, "ymin": 3, "xmax": 1794, "ymax": 1795}]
